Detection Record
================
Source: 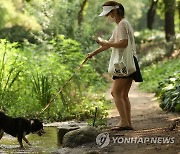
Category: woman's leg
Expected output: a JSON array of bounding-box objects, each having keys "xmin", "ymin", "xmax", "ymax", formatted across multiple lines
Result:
[
  {"xmin": 111, "ymin": 78, "xmax": 133, "ymax": 127},
  {"xmin": 123, "ymin": 79, "xmax": 133, "ymax": 127}
]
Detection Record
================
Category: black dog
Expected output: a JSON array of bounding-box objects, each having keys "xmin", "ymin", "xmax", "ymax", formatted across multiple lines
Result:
[{"xmin": 0, "ymin": 111, "xmax": 45, "ymax": 148}]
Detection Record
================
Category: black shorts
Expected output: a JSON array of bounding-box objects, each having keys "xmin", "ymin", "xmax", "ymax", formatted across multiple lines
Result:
[{"xmin": 112, "ymin": 56, "xmax": 143, "ymax": 82}]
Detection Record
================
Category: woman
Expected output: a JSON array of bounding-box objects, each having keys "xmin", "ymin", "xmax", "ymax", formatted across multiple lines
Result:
[{"xmin": 87, "ymin": 1, "xmax": 143, "ymax": 130}]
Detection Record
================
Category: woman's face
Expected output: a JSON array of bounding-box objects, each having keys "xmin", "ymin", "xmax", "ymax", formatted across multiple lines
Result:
[
  {"xmin": 106, "ymin": 10, "xmax": 122, "ymax": 24},
  {"xmin": 106, "ymin": 11, "xmax": 116, "ymax": 22}
]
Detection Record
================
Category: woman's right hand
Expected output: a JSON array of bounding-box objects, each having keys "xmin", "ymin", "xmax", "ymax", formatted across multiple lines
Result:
[{"xmin": 87, "ymin": 52, "xmax": 95, "ymax": 59}]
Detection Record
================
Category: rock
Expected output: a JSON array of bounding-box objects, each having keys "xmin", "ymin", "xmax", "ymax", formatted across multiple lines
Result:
[
  {"xmin": 57, "ymin": 121, "xmax": 88, "ymax": 144},
  {"xmin": 62, "ymin": 126, "xmax": 99, "ymax": 148},
  {"xmin": 58, "ymin": 126, "xmax": 80, "ymax": 144}
]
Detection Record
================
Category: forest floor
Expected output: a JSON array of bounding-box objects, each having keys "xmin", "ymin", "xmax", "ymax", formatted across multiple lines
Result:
[
  {"xmin": 63, "ymin": 82, "xmax": 180, "ymax": 154},
  {"xmin": 101, "ymin": 82, "xmax": 180, "ymax": 154},
  {"xmin": 2, "ymin": 82, "xmax": 178, "ymax": 154}
]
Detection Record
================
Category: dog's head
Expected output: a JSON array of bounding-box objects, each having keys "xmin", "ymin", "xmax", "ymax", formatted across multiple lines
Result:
[{"xmin": 30, "ymin": 119, "xmax": 45, "ymax": 136}]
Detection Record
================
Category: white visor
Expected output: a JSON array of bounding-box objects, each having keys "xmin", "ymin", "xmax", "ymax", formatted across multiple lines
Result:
[{"xmin": 99, "ymin": 5, "xmax": 119, "ymax": 16}]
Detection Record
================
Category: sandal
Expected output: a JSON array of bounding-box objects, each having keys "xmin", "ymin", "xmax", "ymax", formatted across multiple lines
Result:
[{"xmin": 111, "ymin": 126, "xmax": 134, "ymax": 131}]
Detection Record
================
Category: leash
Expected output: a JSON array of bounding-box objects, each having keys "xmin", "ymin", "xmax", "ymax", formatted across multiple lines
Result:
[{"xmin": 38, "ymin": 56, "xmax": 89, "ymax": 116}]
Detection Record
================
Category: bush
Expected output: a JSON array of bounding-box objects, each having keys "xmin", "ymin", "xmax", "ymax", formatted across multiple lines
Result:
[
  {"xmin": 140, "ymin": 58, "xmax": 180, "ymax": 92},
  {"xmin": 0, "ymin": 25, "xmax": 38, "ymax": 43},
  {"xmin": 0, "ymin": 38, "xmax": 108, "ymax": 122},
  {"xmin": 140, "ymin": 58, "xmax": 180, "ymax": 113},
  {"xmin": 157, "ymin": 72, "xmax": 180, "ymax": 112}
]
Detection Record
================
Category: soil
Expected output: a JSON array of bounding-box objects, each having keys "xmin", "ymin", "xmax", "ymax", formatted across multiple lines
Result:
[
  {"xmin": 103, "ymin": 82, "xmax": 180, "ymax": 154},
  {"xmin": 59, "ymin": 82, "xmax": 180, "ymax": 154}
]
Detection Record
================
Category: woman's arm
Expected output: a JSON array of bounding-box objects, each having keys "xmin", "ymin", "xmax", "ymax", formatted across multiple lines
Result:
[
  {"xmin": 87, "ymin": 39, "xmax": 128, "ymax": 58},
  {"xmin": 88, "ymin": 45, "xmax": 110, "ymax": 58},
  {"xmin": 98, "ymin": 39, "xmax": 128, "ymax": 48}
]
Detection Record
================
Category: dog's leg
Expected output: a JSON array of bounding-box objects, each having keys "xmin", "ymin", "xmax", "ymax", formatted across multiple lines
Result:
[
  {"xmin": 0, "ymin": 129, "xmax": 4, "ymax": 140},
  {"xmin": 17, "ymin": 135, "xmax": 24, "ymax": 148},
  {"xmin": 23, "ymin": 136, "xmax": 32, "ymax": 146}
]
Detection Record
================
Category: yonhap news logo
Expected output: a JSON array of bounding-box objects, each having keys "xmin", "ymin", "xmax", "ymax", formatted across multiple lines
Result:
[
  {"xmin": 96, "ymin": 132, "xmax": 175, "ymax": 148},
  {"xmin": 96, "ymin": 132, "xmax": 110, "ymax": 148}
]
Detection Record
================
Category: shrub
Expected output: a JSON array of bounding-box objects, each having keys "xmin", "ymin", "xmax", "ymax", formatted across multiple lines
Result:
[
  {"xmin": 140, "ymin": 58, "xmax": 180, "ymax": 113},
  {"xmin": 156, "ymin": 72, "xmax": 180, "ymax": 112},
  {"xmin": 0, "ymin": 38, "xmax": 108, "ymax": 122},
  {"xmin": 0, "ymin": 25, "xmax": 38, "ymax": 43},
  {"xmin": 140, "ymin": 58, "xmax": 180, "ymax": 92}
]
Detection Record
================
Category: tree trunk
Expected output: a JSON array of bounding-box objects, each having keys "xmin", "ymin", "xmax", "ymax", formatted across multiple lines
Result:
[
  {"xmin": 78, "ymin": 0, "xmax": 88, "ymax": 26},
  {"xmin": 164, "ymin": 0, "xmax": 175, "ymax": 41},
  {"xmin": 147, "ymin": 0, "xmax": 158, "ymax": 30}
]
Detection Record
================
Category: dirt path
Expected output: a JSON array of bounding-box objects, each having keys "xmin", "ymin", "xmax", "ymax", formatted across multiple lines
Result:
[
  {"xmin": 102, "ymin": 82, "xmax": 180, "ymax": 154},
  {"xmin": 50, "ymin": 82, "xmax": 179, "ymax": 154}
]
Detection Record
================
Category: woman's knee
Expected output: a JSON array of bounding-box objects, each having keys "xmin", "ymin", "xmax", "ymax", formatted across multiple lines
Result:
[
  {"xmin": 111, "ymin": 90, "xmax": 128, "ymax": 99},
  {"xmin": 121, "ymin": 92, "xmax": 128, "ymax": 99},
  {"xmin": 111, "ymin": 88, "xmax": 123, "ymax": 97},
  {"xmin": 111, "ymin": 79, "xmax": 131, "ymax": 97}
]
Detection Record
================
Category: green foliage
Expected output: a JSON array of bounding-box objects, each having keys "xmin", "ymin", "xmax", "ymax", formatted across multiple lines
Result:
[
  {"xmin": 156, "ymin": 72, "xmax": 180, "ymax": 112},
  {"xmin": 1, "ymin": 0, "xmax": 179, "ymax": 120},
  {"xmin": 138, "ymin": 45, "xmax": 166, "ymax": 68},
  {"xmin": 140, "ymin": 58, "xmax": 180, "ymax": 92},
  {"xmin": 136, "ymin": 30, "xmax": 180, "ymax": 68},
  {"xmin": 23, "ymin": 0, "xmax": 151, "ymax": 51},
  {"xmin": 0, "ymin": 0, "xmax": 41, "ymax": 30},
  {"xmin": 0, "ymin": 38, "xmax": 108, "ymax": 122},
  {"xmin": 157, "ymin": 0, "xmax": 179, "ymax": 32},
  {"xmin": 119, "ymin": 0, "xmax": 149, "ymax": 30},
  {"xmin": 31, "ymin": 73, "xmax": 52, "ymax": 107},
  {"xmin": 135, "ymin": 29, "xmax": 165, "ymax": 44},
  {"xmin": 0, "ymin": 0, "xmax": 179, "ymax": 46},
  {"xmin": 49, "ymin": 35, "xmax": 83, "ymax": 70},
  {"xmin": 0, "ymin": 25, "xmax": 38, "ymax": 43},
  {"xmin": 0, "ymin": 40, "xmax": 21, "ymax": 109}
]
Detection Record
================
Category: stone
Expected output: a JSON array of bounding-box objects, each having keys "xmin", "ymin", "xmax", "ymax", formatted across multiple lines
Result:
[
  {"xmin": 62, "ymin": 126, "xmax": 99, "ymax": 148},
  {"xmin": 57, "ymin": 121, "xmax": 88, "ymax": 145},
  {"xmin": 58, "ymin": 126, "xmax": 80, "ymax": 144}
]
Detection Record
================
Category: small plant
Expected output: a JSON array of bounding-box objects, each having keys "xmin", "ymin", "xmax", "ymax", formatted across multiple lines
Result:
[
  {"xmin": 0, "ymin": 40, "xmax": 21, "ymax": 110},
  {"xmin": 31, "ymin": 73, "xmax": 53, "ymax": 107},
  {"xmin": 156, "ymin": 72, "xmax": 180, "ymax": 112}
]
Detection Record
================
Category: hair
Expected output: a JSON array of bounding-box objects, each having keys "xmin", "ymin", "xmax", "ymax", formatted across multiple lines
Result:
[{"xmin": 103, "ymin": 1, "xmax": 125, "ymax": 17}]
